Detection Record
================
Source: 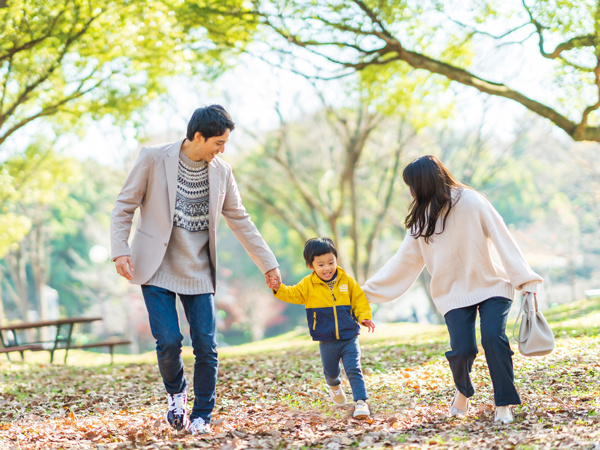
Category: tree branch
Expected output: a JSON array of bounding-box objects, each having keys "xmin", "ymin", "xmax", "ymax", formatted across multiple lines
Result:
[
  {"xmin": 258, "ymin": 0, "xmax": 600, "ymax": 141},
  {"xmin": 361, "ymin": 43, "xmax": 600, "ymax": 141},
  {"xmin": 245, "ymin": 185, "xmax": 314, "ymax": 241},
  {"xmin": 575, "ymin": 62, "xmax": 600, "ymax": 138},
  {"xmin": 0, "ymin": 8, "xmax": 68, "ymax": 63},
  {"xmin": 521, "ymin": 0, "xmax": 594, "ymax": 65},
  {"xmin": 0, "ymin": 69, "xmax": 112, "ymax": 146},
  {"xmin": 1, "ymin": 7, "xmax": 100, "ymax": 122}
]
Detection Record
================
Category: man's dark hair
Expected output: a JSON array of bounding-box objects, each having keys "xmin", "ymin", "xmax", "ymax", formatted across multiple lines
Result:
[
  {"xmin": 186, "ymin": 104, "xmax": 235, "ymax": 141},
  {"xmin": 303, "ymin": 237, "xmax": 338, "ymax": 266}
]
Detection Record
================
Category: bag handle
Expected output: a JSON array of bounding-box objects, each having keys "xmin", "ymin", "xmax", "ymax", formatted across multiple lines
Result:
[{"xmin": 512, "ymin": 292, "xmax": 537, "ymax": 343}]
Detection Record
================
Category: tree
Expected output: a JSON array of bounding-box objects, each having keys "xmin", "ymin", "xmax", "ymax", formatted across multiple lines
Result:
[
  {"xmin": 0, "ymin": 0, "xmax": 256, "ymax": 254},
  {"xmin": 252, "ymin": 0, "xmax": 600, "ymax": 142},
  {"xmin": 0, "ymin": 0, "xmax": 256, "ymax": 147},
  {"xmin": 236, "ymin": 100, "xmax": 415, "ymax": 284},
  {"xmin": 1, "ymin": 143, "xmax": 80, "ymax": 324}
]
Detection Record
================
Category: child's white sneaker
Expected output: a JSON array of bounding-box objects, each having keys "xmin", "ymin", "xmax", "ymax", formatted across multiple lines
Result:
[
  {"xmin": 329, "ymin": 384, "xmax": 347, "ymax": 406},
  {"xmin": 494, "ymin": 406, "xmax": 514, "ymax": 424},
  {"xmin": 353, "ymin": 400, "xmax": 370, "ymax": 418}
]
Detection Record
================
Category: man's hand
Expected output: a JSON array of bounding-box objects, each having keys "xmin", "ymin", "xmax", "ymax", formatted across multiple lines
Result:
[
  {"xmin": 265, "ymin": 267, "xmax": 281, "ymax": 291},
  {"xmin": 362, "ymin": 319, "xmax": 375, "ymax": 332},
  {"xmin": 114, "ymin": 256, "xmax": 134, "ymax": 280}
]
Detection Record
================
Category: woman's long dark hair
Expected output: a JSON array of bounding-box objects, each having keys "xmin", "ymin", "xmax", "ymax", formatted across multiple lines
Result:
[{"xmin": 403, "ymin": 155, "xmax": 469, "ymax": 242}]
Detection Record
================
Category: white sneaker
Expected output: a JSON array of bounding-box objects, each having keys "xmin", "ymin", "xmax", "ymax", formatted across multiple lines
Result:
[
  {"xmin": 494, "ymin": 406, "xmax": 514, "ymax": 424},
  {"xmin": 329, "ymin": 384, "xmax": 347, "ymax": 406},
  {"xmin": 189, "ymin": 417, "xmax": 211, "ymax": 435},
  {"xmin": 353, "ymin": 400, "xmax": 370, "ymax": 418}
]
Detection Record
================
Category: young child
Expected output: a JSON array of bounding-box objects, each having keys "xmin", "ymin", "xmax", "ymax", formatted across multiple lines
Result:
[{"xmin": 267, "ymin": 237, "xmax": 375, "ymax": 418}]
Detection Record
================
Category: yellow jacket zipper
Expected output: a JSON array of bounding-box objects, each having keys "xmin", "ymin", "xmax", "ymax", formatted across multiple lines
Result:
[{"xmin": 332, "ymin": 292, "xmax": 340, "ymax": 339}]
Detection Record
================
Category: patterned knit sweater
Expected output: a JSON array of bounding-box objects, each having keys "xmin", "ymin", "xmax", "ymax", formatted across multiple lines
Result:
[
  {"xmin": 362, "ymin": 188, "xmax": 543, "ymax": 316},
  {"xmin": 146, "ymin": 152, "xmax": 213, "ymax": 294}
]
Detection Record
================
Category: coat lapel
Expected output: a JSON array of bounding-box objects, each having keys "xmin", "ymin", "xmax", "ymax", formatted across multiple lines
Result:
[{"xmin": 165, "ymin": 140, "xmax": 184, "ymax": 217}]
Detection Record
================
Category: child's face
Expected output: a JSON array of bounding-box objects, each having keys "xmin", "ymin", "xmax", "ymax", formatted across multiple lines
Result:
[{"xmin": 308, "ymin": 252, "xmax": 337, "ymax": 281}]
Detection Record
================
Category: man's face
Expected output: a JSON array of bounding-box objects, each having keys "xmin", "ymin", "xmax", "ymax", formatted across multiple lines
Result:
[
  {"xmin": 308, "ymin": 252, "xmax": 337, "ymax": 281},
  {"xmin": 194, "ymin": 129, "xmax": 230, "ymax": 162}
]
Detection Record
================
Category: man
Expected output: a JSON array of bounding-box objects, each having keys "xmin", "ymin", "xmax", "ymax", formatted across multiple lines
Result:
[{"xmin": 110, "ymin": 105, "xmax": 280, "ymax": 435}]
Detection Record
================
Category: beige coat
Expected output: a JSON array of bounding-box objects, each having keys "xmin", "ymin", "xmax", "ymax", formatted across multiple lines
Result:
[{"xmin": 110, "ymin": 139, "xmax": 278, "ymax": 288}]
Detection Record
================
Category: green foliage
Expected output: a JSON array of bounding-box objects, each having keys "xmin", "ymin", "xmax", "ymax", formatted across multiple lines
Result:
[
  {"xmin": 47, "ymin": 159, "xmax": 123, "ymax": 316},
  {"xmin": 0, "ymin": 0, "xmax": 256, "ymax": 145},
  {"xmin": 0, "ymin": 168, "xmax": 30, "ymax": 258},
  {"xmin": 359, "ymin": 63, "xmax": 456, "ymax": 130},
  {"xmin": 0, "ymin": 212, "xmax": 30, "ymax": 259},
  {"xmin": 0, "ymin": 141, "xmax": 123, "ymax": 318},
  {"xmin": 5, "ymin": 143, "xmax": 81, "ymax": 211}
]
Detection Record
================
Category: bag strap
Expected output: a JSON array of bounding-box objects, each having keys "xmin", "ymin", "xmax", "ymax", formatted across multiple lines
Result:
[{"xmin": 512, "ymin": 292, "xmax": 537, "ymax": 343}]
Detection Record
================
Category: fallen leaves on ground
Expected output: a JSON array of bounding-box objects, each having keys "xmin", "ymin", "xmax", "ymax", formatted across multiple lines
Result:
[{"xmin": 0, "ymin": 329, "xmax": 599, "ymax": 449}]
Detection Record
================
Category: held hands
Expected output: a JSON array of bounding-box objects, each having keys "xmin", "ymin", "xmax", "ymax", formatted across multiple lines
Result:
[
  {"xmin": 362, "ymin": 319, "xmax": 375, "ymax": 332},
  {"xmin": 114, "ymin": 256, "xmax": 134, "ymax": 281},
  {"xmin": 267, "ymin": 277, "xmax": 281, "ymax": 291},
  {"xmin": 265, "ymin": 267, "xmax": 282, "ymax": 292}
]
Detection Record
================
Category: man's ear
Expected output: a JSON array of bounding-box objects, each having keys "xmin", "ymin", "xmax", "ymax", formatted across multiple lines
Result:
[{"xmin": 194, "ymin": 131, "xmax": 205, "ymax": 142}]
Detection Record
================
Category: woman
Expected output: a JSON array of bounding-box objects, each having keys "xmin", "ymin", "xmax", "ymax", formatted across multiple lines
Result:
[{"xmin": 362, "ymin": 155, "xmax": 542, "ymax": 424}]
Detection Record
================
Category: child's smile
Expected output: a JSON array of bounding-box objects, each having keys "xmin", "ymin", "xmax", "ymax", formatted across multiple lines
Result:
[{"xmin": 310, "ymin": 252, "xmax": 337, "ymax": 281}]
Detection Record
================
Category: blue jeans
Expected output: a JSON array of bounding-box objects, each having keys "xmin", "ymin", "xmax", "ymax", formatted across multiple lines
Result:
[
  {"xmin": 444, "ymin": 296, "xmax": 521, "ymax": 407},
  {"xmin": 319, "ymin": 336, "xmax": 368, "ymax": 402},
  {"xmin": 141, "ymin": 285, "xmax": 218, "ymax": 423}
]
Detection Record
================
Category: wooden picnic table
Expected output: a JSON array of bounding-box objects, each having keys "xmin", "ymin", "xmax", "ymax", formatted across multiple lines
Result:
[{"xmin": 0, "ymin": 317, "xmax": 130, "ymax": 364}]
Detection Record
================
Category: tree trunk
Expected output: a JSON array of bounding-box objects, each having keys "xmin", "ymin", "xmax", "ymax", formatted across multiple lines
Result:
[
  {"xmin": 5, "ymin": 248, "xmax": 29, "ymax": 321},
  {"xmin": 349, "ymin": 170, "xmax": 359, "ymax": 280}
]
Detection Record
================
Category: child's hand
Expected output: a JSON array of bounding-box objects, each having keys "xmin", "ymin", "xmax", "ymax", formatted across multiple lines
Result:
[
  {"xmin": 267, "ymin": 277, "xmax": 281, "ymax": 292},
  {"xmin": 362, "ymin": 319, "xmax": 375, "ymax": 332}
]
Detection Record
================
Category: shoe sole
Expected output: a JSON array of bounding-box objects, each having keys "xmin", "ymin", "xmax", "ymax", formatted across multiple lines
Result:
[{"xmin": 494, "ymin": 415, "xmax": 514, "ymax": 424}]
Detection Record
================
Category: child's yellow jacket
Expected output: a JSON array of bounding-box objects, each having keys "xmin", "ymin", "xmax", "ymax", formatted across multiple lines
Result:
[{"xmin": 273, "ymin": 267, "xmax": 372, "ymax": 341}]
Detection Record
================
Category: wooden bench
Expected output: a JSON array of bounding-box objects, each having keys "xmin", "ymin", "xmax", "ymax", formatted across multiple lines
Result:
[
  {"xmin": 0, "ymin": 317, "xmax": 131, "ymax": 364},
  {"xmin": 66, "ymin": 339, "xmax": 132, "ymax": 364},
  {"xmin": 0, "ymin": 344, "xmax": 44, "ymax": 359}
]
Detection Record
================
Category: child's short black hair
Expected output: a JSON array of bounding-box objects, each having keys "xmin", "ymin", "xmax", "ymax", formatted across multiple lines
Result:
[{"xmin": 303, "ymin": 237, "xmax": 338, "ymax": 266}]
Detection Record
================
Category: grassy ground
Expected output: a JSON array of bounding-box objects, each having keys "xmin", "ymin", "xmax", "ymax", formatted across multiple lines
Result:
[{"xmin": 0, "ymin": 297, "xmax": 599, "ymax": 449}]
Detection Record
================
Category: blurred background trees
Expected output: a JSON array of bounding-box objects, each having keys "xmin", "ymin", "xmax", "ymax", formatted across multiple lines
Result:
[{"xmin": 1, "ymin": 0, "xmax": 599, "ymax": 348}]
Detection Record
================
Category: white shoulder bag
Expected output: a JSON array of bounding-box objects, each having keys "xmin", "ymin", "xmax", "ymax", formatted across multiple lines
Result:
[{"xmin": 512, "ymin": 292, "xmax": 554, "ymax": 357}]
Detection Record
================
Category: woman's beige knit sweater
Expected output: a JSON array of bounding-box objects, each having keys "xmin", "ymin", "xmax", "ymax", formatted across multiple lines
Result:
[{"xmin": 362, "ymin": 188, "xmax": 543, "ymax": 316}]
